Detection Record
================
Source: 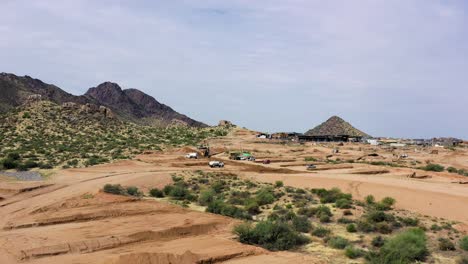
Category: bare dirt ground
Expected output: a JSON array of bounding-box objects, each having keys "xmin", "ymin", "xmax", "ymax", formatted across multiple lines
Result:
[{"xmin": 0, "ymin": 128, "xmax": 467, "ymax": 263}]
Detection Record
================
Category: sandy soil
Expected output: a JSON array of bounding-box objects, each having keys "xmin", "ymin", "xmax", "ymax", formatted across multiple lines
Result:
[{"xmin": 1, "ymin": 128, "xmax": 467, "ymax": 263}]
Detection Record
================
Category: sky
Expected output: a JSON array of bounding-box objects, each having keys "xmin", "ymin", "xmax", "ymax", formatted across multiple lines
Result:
[{"xmin": 1, "ymin": 0, "xmax": 467, "ymax": 139}]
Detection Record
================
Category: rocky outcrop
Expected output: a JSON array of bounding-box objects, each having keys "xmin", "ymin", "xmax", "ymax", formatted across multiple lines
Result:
[{"xmin": 218, "ymin": 120, "xmax": 234, "ymax": 127}]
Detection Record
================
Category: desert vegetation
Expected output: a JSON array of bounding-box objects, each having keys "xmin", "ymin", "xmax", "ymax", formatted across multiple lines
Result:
[
  {"xmin": 100, "ymin": 170, "xmax": 467, "ymax": 263},
  {"xmin": 0, "ymin": 101, "xmax": 229, "ymax": 171}
]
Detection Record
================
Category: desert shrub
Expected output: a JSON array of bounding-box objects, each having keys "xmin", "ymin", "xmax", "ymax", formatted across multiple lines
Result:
[
  {"xmin": 244, "ymin": 199, "xmax": 261, "ymax": 215},
  {"xmin": 367, "ymin": 228, "xmax": 428, "ymax": 264},
  {"xmin": 163, "ymin": 185, "xmax": 173, "ymax": 195},
  {"xmin": 327, "ymin": 236, "xmax": 349, "ymax": 249},
  {"xmin": 313, "ymin": 188, "xmax": 352, "ymax": 204},
  {"xmin": 297, "ymin": 207, "xmax": 315, "ymax": 217},
  {"xmin": 438, "ymin": 237, "xmax": 455, "ymax": 251},
  {"xmin": 1, "ymin": 158, "xmax": 18, "ymax": 169},
  {"xmin": 336, "ymin": 198, "xmax": 352, "ymax": 209},
  {"xmin": 103, "ymin": 184, "xmax": 126, "ymax": 195},
  {"xmin": 345, "ymin": 245, "xmax": 365, "ymax": 259},
  {"xmin": 338, "ymin": 217, "xmax": 354, "ymax": 224},
  {"xmin": 357, "ymin": 219, "xmax": 375, "ymax": 233},
  {"xmin": 311, "ymin": 226, "xmax": 331, "ymax": 238},
  {"xmin": 255, "ymin": 188, "xmax": 275, "ymax": 205},
  {"xmin": 372, "ymin": 236, "xmax": 386, "ymax": 247},
  {"xmin": 233, "ymin": 220, "xmax": 310, "ymax": 251},
  {"xmin": 198, "ymin": 189, "xmax": 216, "ymax": 206},
  {"xmin": 375, "ymin": 197, "xmax": 396, "ymax": 211},
  {"xmin": 447, "ymin": 167, "xmax": 459, "ymax": 173},
  {"xmin": 422, "ymin": 163, "xmax": 445, "ymax": 172},
  {"xmin": 366, "ymin": 210, "xmax": 394, "ymax": 223},
  {"xmin": 431, "ymin": 224, "xmax": 442, "ymax": 231},
  {"xmin": 275, "ymin": 181, "xmax": 284, "ymax": 188},
  {"xmin": 400, "ymin": 217, "xmax": 419, "ymax": 226},
  {"xmin": 365, "ymin": 195, "xmax": 376, "ymax": 205},
  {"xmin": 460, "ymin": 236, "xmax": 468, "ymax": 251},
  {"xmin": 375, "ymin": 222, "xmax": 393, "ymax": 234},
  {"xmin": 292, "ymin": 215, "xmax": 312, "ymax": 233},
  {"xmin": 304, "ymin": 157, "xmax": 317, "ymax": 162},
  {"xmin": 314, "ymin": 205, "xmax": 333, "ymax": 218},
  {"xmin": 167, "ymin": 185, "xmax": 195, "ymax": 201},
  {"xmin": 7, "ymin": 152, "xmax": 20, "ymax": 160},
  {"xmin": 207, "ymin": 200, "xmax": 251, "ymax": 220},
  {"xmin": 347, "ymin": 224, "xmax": 357, "ymax": 233},
  {"xmin": 320, "ymin": 215, "xmax": 331, "ymax": 223},
  {"xmin": 126, "ymin": 186, "xmax": 142, "ymax": 197},
  {"xmin": 149, "ymin": 188, "xmax": 164, "ymax": 198},
  {"xmin": 211, "ymin": 181, "xmax": 225, "ymax": 193}
]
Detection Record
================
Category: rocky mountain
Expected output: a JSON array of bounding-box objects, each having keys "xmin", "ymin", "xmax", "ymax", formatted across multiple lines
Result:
[
  {"xmin": 85, "ymin": 82, "xmax": 206, "ymax": 127},
  {"xmin": 0, "ymin": 73, "xmax": 206, "ymax": 127},
  {"xmin": 305, "ymin": 116, "xmax": 370, "ymax": 137}
]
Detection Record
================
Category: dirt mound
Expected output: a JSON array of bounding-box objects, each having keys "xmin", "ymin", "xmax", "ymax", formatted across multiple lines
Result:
[
  {"xmin": 106, "ymin": 251, "xmax": 200, "ymax": 264},
  {"xmin": 30, "ymin": 192, "xmax": 137, "ymax": 214},
  {"xmin": 176, "ymin": 147, "xmax": 199, "ymax": 154},
  {"xmin": 19, "ymin": 222, "xmax": 222, "ymax": 260}
]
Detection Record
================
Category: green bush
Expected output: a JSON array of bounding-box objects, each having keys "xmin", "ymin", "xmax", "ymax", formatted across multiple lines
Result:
[
  {"xmin": 460, "ymin": 236, "xmax": 468, "ymax": 251},
  {"xmin": 367, "ymin": 228, "xmax": 428, "ymax": 264},
  {"xmin": 313, "ymin": 188, "xmax": 352, "ymax": 204},
  {"xmin": 292, "ymin": 216, "xmax": 312, "ymax": 233},
  {"xmin": 149, "ymin": 188, "xmax": 164, "ymax": 198},
  {"xmin": 126, "ymin": 186, "xmax": 142, "ymax": 197},
  {"xmin": 311, "ymin": 226, "xmax": 331, "ymax": 238},
  {"xmin": 345, "ymin": 245, "xmax": 365, "ymax": 259},
  {"xmin": 314, "ymin": 205, "xmax": 333, "ymax": 218},
  {"xmin": 327, "ymin": 236, "xmax": 349, "ymax": 249},
  {"xmin": 447, "ymin": 167, "xmax": 459, "ymax": 173},
  {"xmin": 372, "ymin": 236, "xmax": 386, "ymax": 247},
  {"xmin": 207, "ymin": 200, "xmax": 251, "ymax": 220},
  {"xmin": 255, "ymin": 188, "xmax": 275, "ymax": 205},
  {"xmin": 375, "ymin": 197, "xmax": 396, "ymax": 211},
  {"xmin": 320, "ymin": 215, "xmax": 331, "ymax": 223},
  {"xmin": 422, "ymin": 163, "xmax": 445, "ymax": 172},
  {"xmin": 274, "ymin": 181, "xmax": 284, "ymax": 188},
  {"xmin": 234, "ymin": 220, "xmax": 310, "ymax": 251},
  {"xmin": 244, "ymin": 199, "xmax": 261, "ymax": 215},
  {"xmin": 438, "ymin": 238, "xmax": 455, "ymax": 251},
  {"xmin": 1, "ymin": 158, "xmax": 18, "ymax": 169},
  {"xmin": 347, "ymin": 224, "xmax": 357, "ymax": 233},
  {"xmin": 198, "ymin": 189, "xmax": 216, "ymax": 206},
  {"xmin": 400, "ymin": 217, "xmax": 419, "ymax": 226},
  {"xmin": 163, "ymin": 185, "xmax": 174, "ymax": 195},
  {"xmin": 336, "ymin": 198, "xmax": 352, "ymax": 209},
  {"xmin": 103, "ymin": 184, "xmax": 126, "ymax": 195},
  {"xmin": 365, "ymin": 195, "xmax": 376, "ymax": 205}
]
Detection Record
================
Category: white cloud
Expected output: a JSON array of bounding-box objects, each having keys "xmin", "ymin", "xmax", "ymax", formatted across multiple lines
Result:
[{"xmin": 0, "ymin": 0, "xmax": 467, "ymax": 138}]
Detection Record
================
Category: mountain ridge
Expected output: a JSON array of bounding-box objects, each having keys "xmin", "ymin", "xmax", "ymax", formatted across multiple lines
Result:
[{"xmin": 0, "ymin": 72, "xmax": 207, "ymax": 127}]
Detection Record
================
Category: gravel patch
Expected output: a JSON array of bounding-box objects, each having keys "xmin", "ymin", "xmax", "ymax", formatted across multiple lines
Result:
[{"xmin": 0, "ymin": 171, "xmax": 43, "ymax": 181}]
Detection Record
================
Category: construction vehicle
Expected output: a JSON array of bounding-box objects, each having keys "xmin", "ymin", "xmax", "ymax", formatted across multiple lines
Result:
[
  {"xmin": 198, "ymin": 142, "xmax": 210, "ymax": 157},
  {"xmin": 185, "ymin": 153, "xmax": 198, "ymax": 159},
  {"xmin": 209, "ymin": 161, "xmax": 224, "ymax": 168}
]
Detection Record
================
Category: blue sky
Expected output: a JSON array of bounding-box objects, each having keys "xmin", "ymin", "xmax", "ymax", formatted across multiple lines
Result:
[{"xmin": 1, "ymin": 0, "xmax": 467, "ymax": 138}]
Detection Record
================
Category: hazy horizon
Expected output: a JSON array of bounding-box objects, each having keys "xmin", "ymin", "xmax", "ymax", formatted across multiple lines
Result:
[{"xmin": 1, "ymin": 1, "xmax": 467, "ymax": 139}]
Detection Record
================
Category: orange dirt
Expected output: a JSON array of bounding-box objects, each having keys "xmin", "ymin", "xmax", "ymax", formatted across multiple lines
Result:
[{"xmin": 1, "ymin": 128, "xmax": 468, "ymax": 263}]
